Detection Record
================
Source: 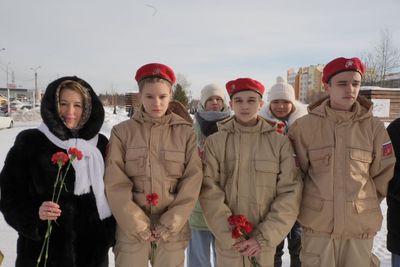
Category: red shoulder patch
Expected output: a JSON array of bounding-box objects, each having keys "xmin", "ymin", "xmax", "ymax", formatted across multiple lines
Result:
[{"xmin": 383, "ymin": 141, "xmax": 393, "ymax": 157}]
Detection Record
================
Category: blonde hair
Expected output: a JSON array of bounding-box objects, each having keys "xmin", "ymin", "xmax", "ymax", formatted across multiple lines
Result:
[{"xmin": 138, "ymin": 77, "xmax": 172, "ymax": 93}]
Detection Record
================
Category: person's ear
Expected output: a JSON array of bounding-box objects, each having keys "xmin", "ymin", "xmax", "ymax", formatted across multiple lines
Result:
[
  {"xmin": 323, "ymin": 82, "xmax": 330, "ymax": 94},
  {"xmin": 259, "ymin": 100, "xmax": 264, "ymax": 110}
]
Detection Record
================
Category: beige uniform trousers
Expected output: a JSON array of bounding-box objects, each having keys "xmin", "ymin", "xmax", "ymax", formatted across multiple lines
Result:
[
  {"xmin": 301, "ymin": 233, "xmax": 379, "ymax": 267},
  {"xmin": 113, "ymin": 239, "xmax": 187, "ymax": 267},
  {"xmin": 215, "ymin": 240, "xmax": 275, "ymax": 267}
]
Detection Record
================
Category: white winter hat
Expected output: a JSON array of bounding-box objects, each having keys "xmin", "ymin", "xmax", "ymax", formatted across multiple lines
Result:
[
  {"xmin": 268, "ymin": 76, "xmax": 296, "ymax": 104},
  {"xmin": 200, "ymin": 83, "xmax": 225, "ymax": 108}
]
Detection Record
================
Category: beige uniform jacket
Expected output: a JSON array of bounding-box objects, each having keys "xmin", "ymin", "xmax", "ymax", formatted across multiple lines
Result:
[
  {"xmin": 105, "ymin": 109, "xmax": 202, "ymax": 243},
  {"xmin": 288, "ymin": 96, "xmax": 395, "ymax": 239},
  {"xmin": 200, "ymin": 116, "xmax": 302, "ymax": 251}
]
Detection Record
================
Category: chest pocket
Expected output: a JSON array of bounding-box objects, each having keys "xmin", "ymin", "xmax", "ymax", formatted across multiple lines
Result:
[
  {"xmin": 255, "ymin": 160, "xmax": 279, "ymax": 188},
  {"xmin": 164, "ymin": 150, "xmax": 185, "ymax": 178},
  {"xmin": 308, "ymin": 147, "xmax": 333, "ymax": 174},
  {"xmin": 349, "ymin": 148, "xmax": 373, "ymax": 178},
  {"xmin": 125, "ymin": 147, "xmax": 148, "ymax": 177}
]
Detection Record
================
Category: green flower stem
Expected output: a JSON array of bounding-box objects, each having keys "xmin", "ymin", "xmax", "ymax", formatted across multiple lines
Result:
[
  {"xmin": 44, "ymin": 224, "xmax": 52, "ymax": 267},
  {"xmin": 241, "ymin": 229, "xmax": 261, "ymax": 267},
  {"xmin": 36, "ymin": 155, "xmax": 77, "ymax": 267},
  {"xmin": 150, "ymin": 241, "xmax": 157, "ymax": 265},
  {"xmin": 55, "ymin": 159, "xmax": 73, "ymax": 204},
  {"xmin": 51, "ymin": 168, "xmax": 61, "ymax": 201}
]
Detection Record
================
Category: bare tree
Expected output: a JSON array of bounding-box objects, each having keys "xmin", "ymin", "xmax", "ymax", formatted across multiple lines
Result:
[
  {"xmin": 362, "ymin": 28, "xmax": 400, "ymax": 87},
  {"xmin": 176, "ymin": 73, "xmax": 191, "ymax": 90},
  {"xmin": 361, "ymin": 51, "xmax": 380, "ymax": 86}
]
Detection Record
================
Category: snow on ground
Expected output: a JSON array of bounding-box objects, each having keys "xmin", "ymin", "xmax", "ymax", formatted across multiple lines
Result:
[{"xmin": 0, "ymin": 107, "xmax": 392, "ymax": 266}]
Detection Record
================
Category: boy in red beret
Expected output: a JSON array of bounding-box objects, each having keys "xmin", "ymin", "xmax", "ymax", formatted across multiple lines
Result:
[
  {"xmin": 288, "ymin": 57, "xmax": 395, "ymax": 267},
  {"xmin": 200, "ymin": 78, "xmax": 302, "ymax": 266},
  {"xmin": 104, "ymin": 63, "xmax": 203, "ymax": 267}
]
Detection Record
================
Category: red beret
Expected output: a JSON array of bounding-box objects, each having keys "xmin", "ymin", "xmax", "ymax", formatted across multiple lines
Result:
[
  {"xmin": 226, "ymin": 78, "xmax": 265, "ymax": 98},
  {"xmin": 135, "ymin": 63, "xmax": 176, "ymax": 85},
  {"xmin": 322, "ymin": 57, "xmax": 365, "ymax": 83}
]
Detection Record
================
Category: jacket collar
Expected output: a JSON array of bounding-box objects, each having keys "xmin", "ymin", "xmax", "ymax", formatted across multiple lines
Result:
[
  {"xmin": 217, "ymin": 115, "xmax": 276, "ymax": 134},
  {"xmin": 133, "ymin": 106, "xmax": 192, "ymax": 126},
  {"xmin": 308, "ymin": 95, "xmax": 373, "ymax": 122}
]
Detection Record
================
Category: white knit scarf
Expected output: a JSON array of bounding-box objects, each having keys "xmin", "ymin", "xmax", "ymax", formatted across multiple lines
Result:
[{"xmin": 38, "ymin": 123, "xmax": 112, "ymax": 220}]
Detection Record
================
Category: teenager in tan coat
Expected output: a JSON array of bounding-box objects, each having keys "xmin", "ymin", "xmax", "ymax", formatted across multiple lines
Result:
[
  {"xmin": 288, "ymin": 57, "xmax": 395, "ymax": 267},
  {"xmin": 104, "ymin": 63, "xmax": 202, "ymax": 267},
  {"xmin": 200, "ymin": 78, "xmax": 302, "ymax": 267}
]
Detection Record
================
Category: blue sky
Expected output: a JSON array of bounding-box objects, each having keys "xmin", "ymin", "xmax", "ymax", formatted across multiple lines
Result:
[{"xmin": 0, "ymin": 0, "xmax": 399, "ymax": 99}]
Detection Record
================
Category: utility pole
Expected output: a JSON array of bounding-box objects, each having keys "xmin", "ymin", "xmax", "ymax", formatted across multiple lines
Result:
[
  {"xmin": 30, "ymin": 66, "xmax": 41, "ymax": 107},
  {"xmin": 6, "ymin": 62, "xmax": 11, "ymax": 113}
]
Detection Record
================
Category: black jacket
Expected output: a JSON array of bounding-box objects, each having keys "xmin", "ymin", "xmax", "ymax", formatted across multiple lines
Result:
[
  {"xmin": 387, "ymin": 117, "xmax": 400, "ymax": 254},
  {"xmin": 0, "ymin": 76, "xmax": 115, "ymax": 267}
]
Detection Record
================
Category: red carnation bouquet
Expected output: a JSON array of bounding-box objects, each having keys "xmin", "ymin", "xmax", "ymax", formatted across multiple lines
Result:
[
  {"xmin": 36, "ymin": 147, "xmax": 83, "ymax": 267},
  {"xmin": 146, "ymin": 192, "xmax": 159, "ymax": 265},
  {"xmin": 228, "ymin": 214, "xmax": 261, "ymax": 267}
]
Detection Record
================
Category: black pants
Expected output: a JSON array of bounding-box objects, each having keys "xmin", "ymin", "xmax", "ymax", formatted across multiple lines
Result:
[{"xmin": 274, "ymin": 222, "xmax": 302, "ymax": 267}]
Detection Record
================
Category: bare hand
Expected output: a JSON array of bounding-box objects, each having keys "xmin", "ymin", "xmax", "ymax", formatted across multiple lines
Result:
[
  {"xmin": 38, "ymin": 201, "xmax": 61, "ymax": 221},
  {"xmin": 233, "ymin": 237, "xmax": 261, "ymax": 257}
]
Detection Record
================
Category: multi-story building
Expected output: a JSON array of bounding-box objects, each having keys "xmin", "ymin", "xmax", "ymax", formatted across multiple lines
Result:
[
  {"xmin": 287, "ymin": 68, "xmax": 297, "ymax": 87},
  {"xmin": 288, "ymin": 64, "xmax": 325, "ymax": 103}
]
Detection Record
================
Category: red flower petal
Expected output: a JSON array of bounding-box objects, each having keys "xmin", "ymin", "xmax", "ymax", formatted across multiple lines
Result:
[
  {"xmin": 146, "ymin": 193, "xmax": 159, "ymax": 206},
  {"xmin": 243, "ymin": 221, "xmax": 253, "ymax": 234},
  {"xmin": 51, "ymin": 152, "xmax": 69, "ymax": 166},
  {"xmin": 68, "ymin": 147, "xmax": 83, "ymax": 160},
  {"xmin": 232, "ymin": 226, "xmax": 242, "ymax": 239}
]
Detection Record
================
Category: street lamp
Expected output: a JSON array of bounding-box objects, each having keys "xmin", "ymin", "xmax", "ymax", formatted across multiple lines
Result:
[{"xmin": 30, "ymin": 66, "xmax": 41, "ymax": 107}]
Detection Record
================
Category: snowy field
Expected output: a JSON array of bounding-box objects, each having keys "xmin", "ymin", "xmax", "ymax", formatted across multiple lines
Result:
[{"xmin": 0, "ymin": 107, "xmax": 392, "ymax": 266}]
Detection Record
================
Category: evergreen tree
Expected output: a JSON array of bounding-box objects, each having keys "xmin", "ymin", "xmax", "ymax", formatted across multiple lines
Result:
[{"xmin": 173, "ymin": 83, "xmax": 189, "ymax": 107}]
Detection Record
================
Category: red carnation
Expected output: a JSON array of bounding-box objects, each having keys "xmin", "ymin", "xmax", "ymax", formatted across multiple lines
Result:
[
  {"xmin": 232, "ymin": 226, "xmax": 242, "ymax": 239},
  {"xmin": 227, "ymin": 214, "xmax": 260, "ymax": 267},
  {"xmin": 146, "ymin": 192, "xmax": 159, "ymax": 265},
  {"xmin": 68, "ymin": 147, "xmax": 83, "ymax": 160},
  {"xmin": 243, "ymin": 221, "xmax": 253, "ymax": 234},
  {"xmin": 38, "ymin": 148, "xmax": 83, "ymax": 266},
  {"xmin": 146, "ymin": 193, "xmax": 159, "ymax": 206},
  {"xmin": 276, "ymin": 122, "xmax": 286, "ymax": 135},
  {"xmin": 51, "ymin": 152, "xmax": 69, "ymax": 167},
  {"xmin": 228, "ymin": 214, "xmax": 247, "ymax": 227}
]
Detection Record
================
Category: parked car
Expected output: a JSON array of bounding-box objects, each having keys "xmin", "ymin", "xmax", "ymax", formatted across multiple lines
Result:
[
  {"xmin": 0, "ymin": 111, "xmax": 13, "ymax": 129},
  {"xmin": 0, "ymin": 104, "xmax": 17, "ymax": 114},
  {"xmin": 20, "ymin": 104, "xmax": 33, "ymax": 110}
]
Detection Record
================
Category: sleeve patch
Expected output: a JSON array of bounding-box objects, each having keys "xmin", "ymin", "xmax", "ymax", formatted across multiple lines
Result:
[{"xmin": 383, "ymin": 141, "xmax": 393, "ymax": 157}]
